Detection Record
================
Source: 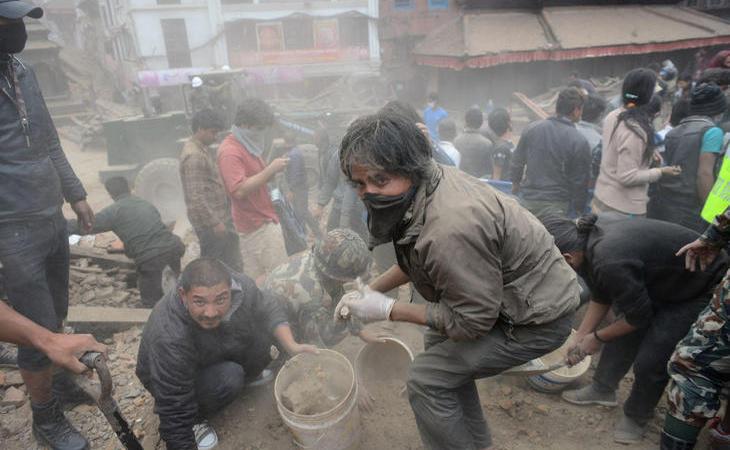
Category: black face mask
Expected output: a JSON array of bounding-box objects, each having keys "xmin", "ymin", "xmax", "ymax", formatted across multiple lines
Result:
[
  {"xmin": 362, "ymin": 186, "xmax": 417, "ymax": 246},
  {"xmin": 0, "ymin": 21, "xmax": 27, "ymax": 55}
]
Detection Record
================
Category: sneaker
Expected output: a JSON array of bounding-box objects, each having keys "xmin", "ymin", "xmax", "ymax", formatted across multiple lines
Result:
[
  {"xmin": 709, "ymin": 418, "xmax": 730, "ymax": 450},
  {"xmin": 245, "ymin": 369, "xmax": 274, "ymax": 388},
  {"xmin": 0, "ymin": 343, "xmax": 17, "ymax": 368},
  {"xmin": 561, "ymin": 384, "xmax": 618, "ymax": 407},
  {"xmin": 32, "ymin": 398, "xmax": 90, "ymax": 450},
  {"xmin": 193, "ymin": 421, "xmax": 218, "ymax": 450},
  {"xmin": 614, "ymin": 414, "xmax": 647, "ymax": 444}
]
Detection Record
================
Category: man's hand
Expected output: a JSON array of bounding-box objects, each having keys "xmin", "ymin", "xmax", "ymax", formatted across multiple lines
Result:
[
  {"xmin": 312, "ymin": 204, "xmax": 324, "ymax": 220},
  {"xmin": 268, "ymin": 157, "xmax": 290, "ymax": 175},
  {"xmin": 565, "ymin": 333, "xmax": 601, "ymax": 367},
  {"xmin": 212, "ymin": 223, "xmax": 227, "ymax": 237},
  {"xmin": 71, "ymin": 200, "xmax": 95, "ymax": 234},
  {"xmin": 334, "ymin": 281, "xmax": 396, "ymax": 324},
  {"xmin": 677, "ymin": 238, "xmax": 721, "ymax": 272},
  {"xmin": 287, "ymin": 343, "xmax": 319, "ymax": 356},
  {"xmin": 358, "ymin": 328, "xmax": 390, "ymax": 344},
  {"xmin": 40, "ymin": 333, "xmax": 107, "ymax": 374}
]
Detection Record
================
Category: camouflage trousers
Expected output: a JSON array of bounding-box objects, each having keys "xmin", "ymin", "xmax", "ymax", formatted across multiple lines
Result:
[{"xmin": 667, "ymin": 275, "xmax": 730, "ymax": 427}]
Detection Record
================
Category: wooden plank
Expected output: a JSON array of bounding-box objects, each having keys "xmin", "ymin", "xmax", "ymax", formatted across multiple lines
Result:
[
  {"xmin": 69, "ymin": 246, "xmax": 134, "ymax": 270},
  {"xmin": 512, "ymin": 92, "xmax": 549, "ymax": 120},
  {"xmin": 67, "ymin": 306, "xmax": 151, "ymax": 325}
]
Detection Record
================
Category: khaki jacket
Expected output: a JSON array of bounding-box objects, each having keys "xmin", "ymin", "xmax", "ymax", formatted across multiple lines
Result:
[{"xmin": 394, "ymin": 165, "xmax": 579, "ymax": 341}]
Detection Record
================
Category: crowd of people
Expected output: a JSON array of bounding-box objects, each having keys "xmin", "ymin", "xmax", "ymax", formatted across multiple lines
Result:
[{"xmin": 6, "ymin": 0, "xmax": 730, "ymax": 448}]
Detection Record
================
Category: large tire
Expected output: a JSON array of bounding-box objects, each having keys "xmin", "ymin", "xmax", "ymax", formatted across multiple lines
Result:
[{"xmin": 134, "ymin": 158, "xmax": 185, "ymax": 224}]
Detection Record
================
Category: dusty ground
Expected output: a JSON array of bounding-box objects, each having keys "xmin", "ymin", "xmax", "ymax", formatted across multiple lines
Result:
[{"xmin": 0, "ymin": 136, "xmax": 700, "ymax": 450}]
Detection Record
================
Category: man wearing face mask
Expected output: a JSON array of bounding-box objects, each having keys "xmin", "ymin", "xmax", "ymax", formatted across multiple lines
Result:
[
  {"xmin": 648, "ymin": 82, "xmax": 728, "ymax": 233},
  {"xmin": 0, "ymin": 2, "xmax": 96, "ymax": 449},
  {"xmin": 218, "ymin": 98, "xmax": 289, "ymax": 284},
  {"xmin": 334, "ymin": 112, "xmax": 579, "ymax": 450}
]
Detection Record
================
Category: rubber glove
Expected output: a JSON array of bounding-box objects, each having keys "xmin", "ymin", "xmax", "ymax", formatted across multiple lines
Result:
[{"xmin": 334, "ymin": 279, "xmax": 395, "ymax": 323}]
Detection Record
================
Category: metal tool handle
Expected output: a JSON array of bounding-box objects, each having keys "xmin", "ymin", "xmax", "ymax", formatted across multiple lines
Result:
[
  {"xmin": 79, "ymin": 351, "xmax": 113, "ymax": 401},
  {"xmin": 80, "ymin": 351, "xmax": 104, "ymax": 370}
]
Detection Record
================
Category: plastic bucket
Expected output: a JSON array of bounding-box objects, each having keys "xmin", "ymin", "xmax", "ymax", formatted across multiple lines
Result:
[
  {"xmin": 355, "ymin": 338, "xmax": 414, "ymax": 399},
  {"xmin": 527, "ymin": 356, "xmax": 591, "ymax": 393},
  {"xmin": 274, "ymin": 349, "xmax": 360, "ymax": 450}
]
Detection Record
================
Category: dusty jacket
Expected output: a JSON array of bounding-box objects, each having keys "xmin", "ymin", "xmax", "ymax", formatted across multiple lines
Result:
[
  {"xmin": 136, "ymin": 271, "xmax": 287, "ymax": 450},
  {"xmin": 394, "ymin": 165, "xmax": 579, "ymax": 341},
  {"xmin": 594, "ymin": 108, "xmax": 662, "ymax": 215},
  {"xmin": 0, "ymin": 57, "xmax": 86, "ymax": 222}
]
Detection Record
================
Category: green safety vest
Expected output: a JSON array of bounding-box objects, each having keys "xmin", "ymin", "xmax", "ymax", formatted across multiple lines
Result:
[{"xmin": 702, "ymin": 153, "xmax": 730, "ymax": 223}]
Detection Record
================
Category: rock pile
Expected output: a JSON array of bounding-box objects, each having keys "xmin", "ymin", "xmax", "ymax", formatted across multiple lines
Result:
[
  {"xmin": 0, "ymin": 327, "xmax": 159, "ymax": 450},
  {"xmin": 68, "ymin": 259, "xmax": 143, "ymax": 309}
]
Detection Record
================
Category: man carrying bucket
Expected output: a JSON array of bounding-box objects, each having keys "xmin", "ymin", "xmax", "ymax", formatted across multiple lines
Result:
[
  {"xmin": 333, "ymin": 112, "xmax": 579, "ymax": 450},
  {"xmin": 136, "ymin": 258, "xmax": 317, "ymax": 450}
]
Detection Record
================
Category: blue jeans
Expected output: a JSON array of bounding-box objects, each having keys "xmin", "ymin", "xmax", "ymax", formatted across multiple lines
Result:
[{"xmin": 0, "ymin": 213, "xmax": 69, "ymax": 370}]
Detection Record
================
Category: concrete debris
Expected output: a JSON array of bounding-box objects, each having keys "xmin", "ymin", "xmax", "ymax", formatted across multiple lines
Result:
[
  {"xmin": 2, "ymin": 371, "xmax": 23, "ymax": 387},
  {"xmin": 1, "ymin": 387, "xmax": 26, "ymax": 408}
]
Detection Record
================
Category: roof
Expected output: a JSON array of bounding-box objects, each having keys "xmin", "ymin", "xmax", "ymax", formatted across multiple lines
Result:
[{"xmin": 414, "ymin": 5, "xmax": 730, "ymax": 69}]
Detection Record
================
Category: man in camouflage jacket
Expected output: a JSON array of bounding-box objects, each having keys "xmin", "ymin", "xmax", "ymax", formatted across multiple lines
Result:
[
  {"xmin": 264, "ymin": 228, "xmax": 375, "ymax": 347},
  {"xmin": 662, "ymin": 207, "xmax": 730, "ymax": 450}
]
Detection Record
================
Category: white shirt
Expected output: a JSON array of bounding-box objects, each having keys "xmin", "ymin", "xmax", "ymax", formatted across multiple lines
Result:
[{"xmin": 439, "ymin": 141, "xmax": 462, "ymax": 168}]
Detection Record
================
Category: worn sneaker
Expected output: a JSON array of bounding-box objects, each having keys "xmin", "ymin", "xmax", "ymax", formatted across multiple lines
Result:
[
  {"xmin": 561, "ymin": 384, "xmax": 618, "ymax": 407},
  {"xmin": 193, "ymin": 421, "xmax": 218, "ymax": 450},
  {"xmin": 0, "ymin": 343, "xmax": 18, "ymax": 368},
  {"xmin": 32, "ymin": 398, "xmax": 90, "ymax": 450},
  {"xmin": 245, "ymin": 369, "xmax": 274, "ymax": 388},
  {"xmin": 614, "ymin": 414, "xmax": 647, "ymax": 444},
  {"xmin": 709, "ymin": 417, "xmax": 730, "ymax": 450}
]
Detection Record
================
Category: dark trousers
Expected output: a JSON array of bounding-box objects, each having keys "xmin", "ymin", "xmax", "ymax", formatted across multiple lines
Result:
[
  {"xmin": 195, "ymin": 361, "xmax": 246, "ymax": 417},
  {"xmin": 196, "ymin": 228, "xmax": 243, "ymax": 273},
  {"xmin": 0, "ymin": 213, "xmax": 69, "ymax": 370},
  {"xmin": 593, "ymin": 298, "xmax": 708, "ymax": 423},
  {"xmin": 648, "ymin": 197, "xmax": 706, "ymax": 234},
  {"xmin": 137, "ymin": 246, "xmax": 183, "ymax": 307},
  {"xmin": 407, "ymin": 313, "xmax": 573, "ymax": 450}
]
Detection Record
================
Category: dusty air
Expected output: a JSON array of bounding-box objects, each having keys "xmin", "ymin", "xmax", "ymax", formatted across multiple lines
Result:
[{"xmin": 2, "ymin": 0, "xmax": 730, "ymax": 449}]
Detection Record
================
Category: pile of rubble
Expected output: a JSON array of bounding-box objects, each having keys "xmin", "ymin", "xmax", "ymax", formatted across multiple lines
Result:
[
  {"xmin": 69, "ymin": 258, "xmax": 143, "ymax": 309},
  {"xmin": 0, "ymin": 327, "xmax": 160, "ymax": 450}
]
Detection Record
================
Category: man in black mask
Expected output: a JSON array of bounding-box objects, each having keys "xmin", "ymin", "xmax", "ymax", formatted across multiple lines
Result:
[
  {"xmin": 334, "ymin": 112, "xmax": 580, "ymax": 450},
  {"xmin": 0, "ymin": 2, "xmax": 96, "ymax": 450}
]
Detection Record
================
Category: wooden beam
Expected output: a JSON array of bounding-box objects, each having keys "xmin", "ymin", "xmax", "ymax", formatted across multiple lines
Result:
[
  {"xmin": 69, "ymin": 246, "xmax": 134, "ymax": 270},
  {"xmin": 66, "ymin": 306, "xmax": 151, "ymax": 326},
  {"xmin": 512, "ymin": 92, "xmax": 549, "ymax": 120}
]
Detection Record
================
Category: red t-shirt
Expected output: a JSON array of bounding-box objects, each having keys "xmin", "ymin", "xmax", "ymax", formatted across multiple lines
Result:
[{"xmin": 217, "ymin": 134, "xmax": 279, "ymax": 234}]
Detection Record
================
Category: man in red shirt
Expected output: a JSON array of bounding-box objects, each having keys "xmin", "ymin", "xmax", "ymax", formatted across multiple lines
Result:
[{"xmin": 218, "ymin": 98, "xmax": 289, "ymax": 284}]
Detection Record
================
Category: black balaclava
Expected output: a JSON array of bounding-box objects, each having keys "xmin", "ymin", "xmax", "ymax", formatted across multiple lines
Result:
[
  {"xmin": 0, "ymin": 20, "xmax": 27, "ymax": 54},
  {"xmin": 362, "ymin": 186, "xmax": 418, "ymax": 246}
]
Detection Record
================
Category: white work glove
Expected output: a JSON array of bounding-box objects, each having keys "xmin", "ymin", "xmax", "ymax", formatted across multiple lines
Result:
[{"xmin": 334, "ymin": 279, "xmax": 396, "ymax": 324}]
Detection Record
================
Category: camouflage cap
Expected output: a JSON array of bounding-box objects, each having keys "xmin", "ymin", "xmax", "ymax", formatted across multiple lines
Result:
[{"xmin": 313, "ymin": 228, "xmax": 372, "ymax": 282}]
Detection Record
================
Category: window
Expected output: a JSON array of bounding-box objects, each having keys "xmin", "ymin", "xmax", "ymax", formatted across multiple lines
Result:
[
  {"xmin": 283, "ymin": 18, "xmax": 314, "ymax": 50},
  {"xmin": 161, "ymin": 19, "xmax": 192, "ymax": 68},
  {"xmin": 339, "ymin": 17, "xmax": 368, "ymax": 47},
  {"xmin": 225, "ymin": 21, "xmax": 258, "ymax": 53},
  {"xmin": 428, "ymin": 0, "xmax": 448, "ymax": 10},
  {"xmin": 393, "ymin": 0, "xmax": 413, "ymax": 11},
  {"xmin": 156, "ymin": 0, "xmax": 181, "ymax": 5}
]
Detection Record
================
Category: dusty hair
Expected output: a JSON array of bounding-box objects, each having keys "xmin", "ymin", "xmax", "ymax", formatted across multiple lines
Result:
[
  {"xmin": 339, "ymin": 112, "xmax": 433, "ymax": 183},
  {"xmin": 180, "ymin": 258, "xmax": 232, "ymax": 292}
]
